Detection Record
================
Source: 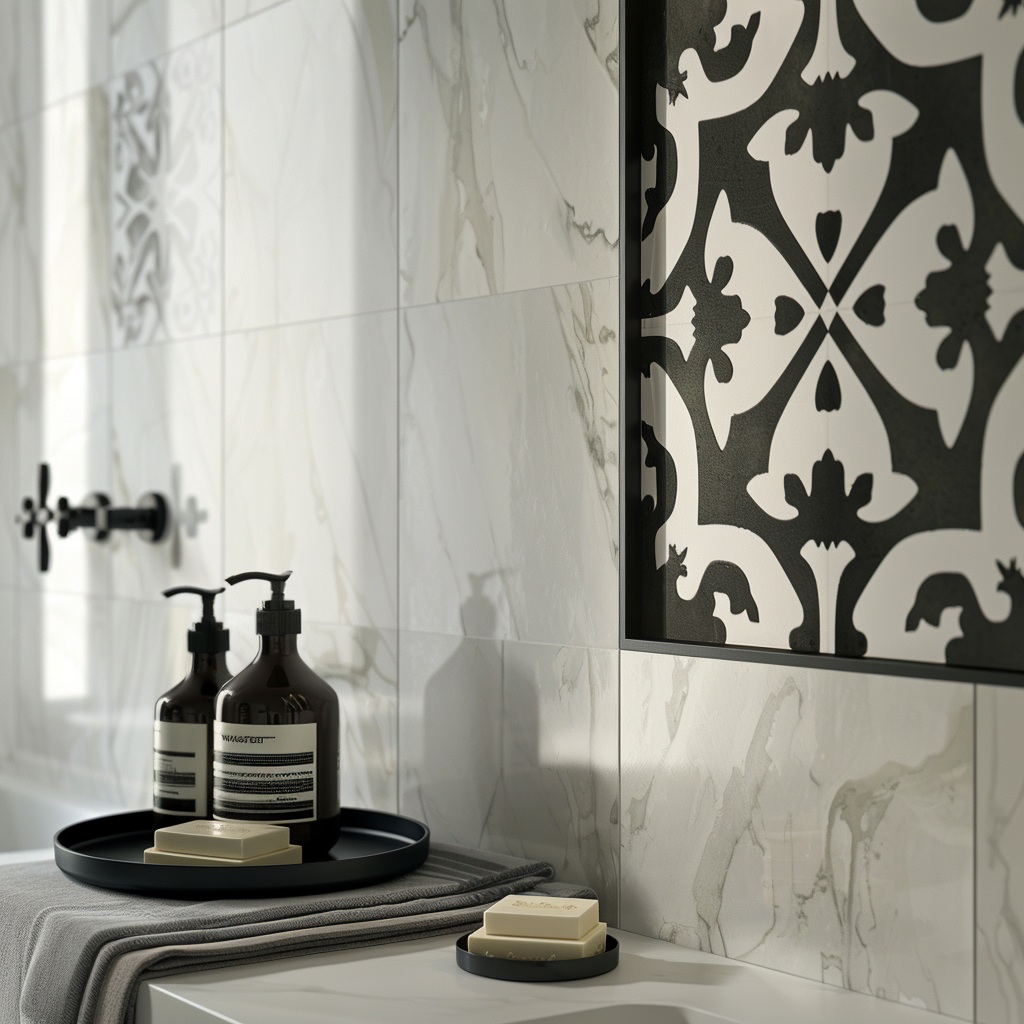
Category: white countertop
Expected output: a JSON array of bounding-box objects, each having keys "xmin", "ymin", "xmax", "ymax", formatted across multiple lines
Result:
[{"xmin": 137, "ymin": 928, "xmax": 965, "ymax": 1024}]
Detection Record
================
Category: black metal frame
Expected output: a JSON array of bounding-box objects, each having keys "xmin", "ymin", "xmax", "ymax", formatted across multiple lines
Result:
[{"xmin": 616, "ymin": 0, "xmax": 1024, "ymax": 688}]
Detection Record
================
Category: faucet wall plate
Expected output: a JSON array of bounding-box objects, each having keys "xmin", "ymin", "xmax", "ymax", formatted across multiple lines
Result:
[{"xmin": 16, "ymin": 463, "xmax": 171, "ymax": 572}]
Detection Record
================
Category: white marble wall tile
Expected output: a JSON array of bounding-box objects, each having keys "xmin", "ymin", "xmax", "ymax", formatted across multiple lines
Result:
[
  {"xmin": 0, "ymin": 366, "xmax": 16, "ymax": 588},
  {"xmin": 224, "ymin": 0, "xmax": 397, "ymax": 332},
  {"xmin": 977, "ymin": 684, "xmax": 1024, "ymax": 1024},
  {"xmin": 400, "ymin": 278, "xmax": 618, "ymax": 649},
  {"xmin": 0, "ymin": 589, "xmax": 14, "ymax": 765},
  {"xmin": 484, "ymin": 640, "xmax": 619, "ymax": 920},
  {"xmin": 110, "ymin": 0, "xmax": 221, "ymax": 75},
  {"xmin": 9, "ymin": 590, "xmax": 127, "ymax": 805},
  {"xmin": 620, "ymin": 651, "xmax": 974, "ymax": 1019},
  {"xmin": 398, "ymin": 629, "xmax": 503, "ymax": 847},
  {"xmin": 110, "ymin": 335, "xmax": 222, "ymax": 600},
  {"xmin": 0, "ymin": 0, "xmax": 109, "ymax": 125},
  {"xmin": 398, "ymin": 630, "xmax": 618, "ymax": 911},
  {"xmin": 224, "ymin": 310, "xmax": 397, "ymax": 633},
  {"xmin": 19, "ymin": 90, "xmax": 112, "ymax": 362},
  {"xmin": 110, "ymin": 33, "xmax": 222, "ymax": 347},
  {"xmin": 225, "ymin": 0, "xmax": 284, "ymax": 24},
  {"xmin": 305, "ymin": 621, "xmax": 397, "ymax": 813},
  {"xmin": 16, "ymin": 353, "xmax": 111, "ymax": 595},
  {"xmin": 398, "ymin": 0, "xmax": 618, "ymax": 307},
  {"xmin": 0, "ymin": 123, "xmax": 19, "ymax": 366}
]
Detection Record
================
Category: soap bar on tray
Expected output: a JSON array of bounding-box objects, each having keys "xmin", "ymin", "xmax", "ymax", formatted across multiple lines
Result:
[
  {"xmin": 153, "ymin": 819, "xmax": 291, "ymax": 859},
  {"xmin": 143, "ymin": 844, "xmax": 302, "ymax": 866},
  {"xmin": 468, "ymin": 922, "xmax": 607, "ymax": 961},
  {"xmin": 483, "ymin": 893, "xmax": 600, "ymax": 940}
]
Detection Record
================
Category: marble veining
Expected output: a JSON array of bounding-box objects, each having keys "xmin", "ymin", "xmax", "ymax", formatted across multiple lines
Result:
[
  {"xmin": 977, "ymin": 685, "xmax": 1024, "ymax": 1024},
  {"xmin": 110, "ymin": 34, "xmax": 222, "ymax": 346},
  {"xmin": 398, "ymin": 631, "xmax": 618, "ymax": 920},
  {"xmin": 109, "ymin": 335, "xmax": 222, "ymax": 600},
  {"xmin": 399, "ymin": 279, "xmax": 618, "ymax": 649},
  {"xmin": 398, "ymin": 0, "xmax": 618, "ymax": 306},
  {"xmin": 224, "ymin": 0, "xmax": 397, "ymax": 331},
  {"xmin": 621, "ymin": 651, "xmax": 974, "ymax": 1019},
  {"xmin": 224, "ymin": 311, "xmax": 397, "ymax": 634}
]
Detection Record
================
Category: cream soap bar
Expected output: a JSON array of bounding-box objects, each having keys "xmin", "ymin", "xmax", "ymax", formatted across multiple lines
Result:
[
  {"xmin": 468, "ymin": 922, "xmax": 606, "ymax": 961},
  {"xmin": 143, "ymin": 844, "xmax": 302, "ymax": 866},
  {"xmin": 483, "ymin": 893, "xmax": 600, "ymax": 940},
  {"xmin": 154, "ymin": 819, "xmax": 290, "ymax": 859}
]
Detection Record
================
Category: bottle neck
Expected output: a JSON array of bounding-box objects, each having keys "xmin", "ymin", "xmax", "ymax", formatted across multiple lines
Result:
[
  {"xmin": 191, "ymin": 650, "xmax": 223, "ymax": 675},
  {"xmin": 259, "ymin": 634, "xmax": 298, "ymax": 657}
]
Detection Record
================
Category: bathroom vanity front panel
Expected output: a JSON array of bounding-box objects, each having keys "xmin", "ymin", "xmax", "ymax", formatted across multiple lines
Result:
[
  {"xmin": 110, "ymin": 0, "xmax": 222, "ymax": 77},
  {"xmin": 111, "ymin": 335, "xmax": 222, "ymax": 601},
  {"xmin": 399, "ymin": 279, "xmax": 618, "ymax": 650},
  {"xmin": 224, "ymin": 309, "xmax": 397, "ymax": 634},
  {"xmin": 224, "ymin": 0, "xmax": 397, "ymax": 333},
  {"xmin": 620, "ymin": 650, "xmax": 974, "ymax": 1020},
  {"xmin": 109, "ymin": 32, "xmax": 223, "ymax": 348},
  {"xmin": 977, "ymin": 685, "xmax": 1024, "ymax": 1024},
  {"xmin": 398, "ymin": 630, "xmax": 618, "ymax": 918},
  {"xmin": 397, "ymin": 0, "xmax": 618, "ymax": 308}
]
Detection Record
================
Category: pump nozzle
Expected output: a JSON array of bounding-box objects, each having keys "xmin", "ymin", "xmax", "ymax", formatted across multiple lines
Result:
[
  {"xmin": 162, "ymin": 585, "xmax": 230, "ymax": 654},
  {"xmin": 225, "ymin": 570, "xmax": 292, "ymax": 601},
  {"xmin": 163, "ymin": 585, "xmax": 224, "ymax": 622},
  {"xmin": 225, "ymin": 570, "xmax": 301, "ymax": 636}
]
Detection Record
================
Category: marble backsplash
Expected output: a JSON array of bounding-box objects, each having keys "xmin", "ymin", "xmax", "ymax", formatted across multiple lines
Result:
[{"xmin": 0, "ymin": 3, "xmax": 1022, "ymax": 1023}]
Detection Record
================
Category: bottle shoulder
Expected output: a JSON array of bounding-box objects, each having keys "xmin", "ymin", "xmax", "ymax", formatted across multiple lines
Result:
[
  {"xmin": 217, "ymin": 652, "xmax": 337, "ymax": 712},
  {"xmin": 156, "ymin": 675, "xmax": 216, "ymax": 713}
]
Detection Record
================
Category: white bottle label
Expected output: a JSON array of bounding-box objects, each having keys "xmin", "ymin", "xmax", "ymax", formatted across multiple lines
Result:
[
  {"xmin": 213, "ymin": 721, "xmax": 317, "ymax": 824},
  {"xmin": 153, "ymin": 721, "xmax": 209, "ymax": 817}
]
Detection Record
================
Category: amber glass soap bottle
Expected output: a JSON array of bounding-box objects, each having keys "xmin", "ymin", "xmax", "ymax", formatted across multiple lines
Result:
[
  {"xmin": 153, "ymin": 587, "xmax": 232, "ymax": 829},
  {"xmin": 214, "ymin": 571, "xmax": 340, "ymax": 856}
]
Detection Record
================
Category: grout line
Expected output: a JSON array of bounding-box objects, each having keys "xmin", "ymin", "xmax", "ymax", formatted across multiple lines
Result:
[
  {"xmin": 211, "ymin": 272, "xmax": 624, "ymax": 343},
  {"xmin": 394, "ymin": 0, "xmax": 402, "ymax": 815},
  {"xmin": 220, "ymin": 17, "xmax": 227, "ymax": 591},
  {"xmin": 973, "ymin": 681, "xmax": 978, "ymax": 1023}
]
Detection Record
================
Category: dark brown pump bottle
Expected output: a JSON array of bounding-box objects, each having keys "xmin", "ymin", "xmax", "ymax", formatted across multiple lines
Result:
[
  {"xmin": 214, "ymin": 571, "xmax": 340, "ymax": 856},
  {"xmin": 153, "ymin": 586, "xmax": 232, "ymax": 830}
]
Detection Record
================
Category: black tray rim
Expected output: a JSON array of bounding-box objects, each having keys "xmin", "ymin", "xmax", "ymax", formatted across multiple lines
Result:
[
  {"xmin": 54, "ymin": 808, "xmax": 430, "ymax": 899},
  {"xmin": 454, "ymin": 932, "xmax": 619, "ymax": 982}
]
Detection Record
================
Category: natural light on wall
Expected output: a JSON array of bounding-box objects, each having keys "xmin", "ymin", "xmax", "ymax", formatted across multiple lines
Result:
[{"xmin": 39, "ymin": 4, "xmax": 100, "ymax": 702}]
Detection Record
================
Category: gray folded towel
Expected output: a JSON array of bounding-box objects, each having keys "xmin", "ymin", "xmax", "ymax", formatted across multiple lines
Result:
[{"xmin": 0, "ymin": 844, "xmax": 594, "ymax": 1024}]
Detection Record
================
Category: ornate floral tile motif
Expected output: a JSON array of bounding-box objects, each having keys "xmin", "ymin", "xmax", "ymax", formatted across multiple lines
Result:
[
  {"xmin": 633, "ymin": 0, "xmax": 1024, "ymax": 671},
  {"xmin": 109, "ymin": 34, "xmax": 222, "ymax": 348}
]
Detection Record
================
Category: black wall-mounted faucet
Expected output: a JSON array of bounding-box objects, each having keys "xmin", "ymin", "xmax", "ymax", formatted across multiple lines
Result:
[{"xmin": 16, "ymin": 462, "xmax": 169, "ymax": 572}]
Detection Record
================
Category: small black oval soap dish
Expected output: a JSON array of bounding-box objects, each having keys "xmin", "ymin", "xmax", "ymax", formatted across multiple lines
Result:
[{"xmin": 454, "ymin": 933, "xmax": 619, "ymax": 982}]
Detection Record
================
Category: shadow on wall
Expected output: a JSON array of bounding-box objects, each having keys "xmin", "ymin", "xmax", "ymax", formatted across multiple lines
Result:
[{"xmin": 418, "ymin": 574, "xmax": 529, "ymax": 847}]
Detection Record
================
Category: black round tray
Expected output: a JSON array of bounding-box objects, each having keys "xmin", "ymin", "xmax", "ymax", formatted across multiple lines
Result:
[
  {"xmin": 455, "ymin": 933, "xmax": 619, "ymax": 982},
  {"xmin": 54, "ymin": 808, "xmax": 429, "ymax": 898}
]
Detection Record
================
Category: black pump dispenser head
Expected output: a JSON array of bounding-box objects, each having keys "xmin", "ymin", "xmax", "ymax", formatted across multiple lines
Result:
[
  {"xmin": 162, "ymin": 586, "xmax": 230, "ymax": 654},
  {"xmin": 225, "ymin": 570, "xmax": 301, "ymax": 636}
]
